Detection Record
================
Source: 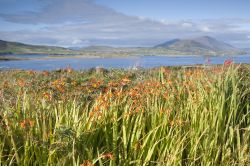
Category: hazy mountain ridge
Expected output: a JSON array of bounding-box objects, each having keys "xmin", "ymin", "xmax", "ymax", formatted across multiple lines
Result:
[
  {"xmin": 243, "ymin": 48, "xmax": 250, "ymax": 51},
  {"xmin": 0, "ymin": 40, "xmax": 72, "ymax": 55},
  {"xmin": 0, "ymin": 36, "xmax": 248, "ymax": 56},
  {"xmin": 155, "ymin": 36, "xmax": 237, "ymax": 52}
]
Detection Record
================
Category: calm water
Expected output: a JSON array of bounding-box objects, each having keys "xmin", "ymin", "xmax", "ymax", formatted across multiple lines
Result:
[{"xmin": 1, "ymin": 55, "xmax": 250, "ymax": 70}]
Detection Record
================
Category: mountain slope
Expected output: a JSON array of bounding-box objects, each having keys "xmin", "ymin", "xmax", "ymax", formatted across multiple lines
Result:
[
  {"xmin": 155, "ymin": 39, "xmax": 181, "ymax": 48},
  {"xmin": 192, "ymin": 36, "xmax": 235, "ymax": 51},
  {"xmin": 155, "ymin": 36, "xmax": 237, "ymax": 52},
  {"xmin": 0, "ymin": 40, "xmax": 72, "ymax": 54}
]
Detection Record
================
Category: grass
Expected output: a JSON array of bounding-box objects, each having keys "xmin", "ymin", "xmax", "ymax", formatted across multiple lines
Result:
[{"xmin": 0, "ymin": 64, "xmax": 250, "ymax": 165}]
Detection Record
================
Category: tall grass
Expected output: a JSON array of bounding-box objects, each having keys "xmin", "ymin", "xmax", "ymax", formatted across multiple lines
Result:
[{"xmin": 0, "ymin": 65, "xmax": 250, "ymax": 165}]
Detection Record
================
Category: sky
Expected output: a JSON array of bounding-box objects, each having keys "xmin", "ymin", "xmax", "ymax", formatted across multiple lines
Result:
[{"xmin": 0, "ymin": 0, "xmax": 250, "ymax": 48}]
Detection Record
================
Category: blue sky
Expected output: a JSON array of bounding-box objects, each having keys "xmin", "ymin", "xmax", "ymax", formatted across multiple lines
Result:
[
  {"xmin": 0, "ymin": 0, "xmax": 250, "ymax": 47},
  {"xmin": 96, "ymin": 0, "xmax": 250, "ymax": 20}
]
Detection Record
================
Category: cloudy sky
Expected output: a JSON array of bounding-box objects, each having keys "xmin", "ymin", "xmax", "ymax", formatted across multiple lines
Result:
[{"xmin": 0, "ymin": 0, "xmax": 250, "ymax": 48}]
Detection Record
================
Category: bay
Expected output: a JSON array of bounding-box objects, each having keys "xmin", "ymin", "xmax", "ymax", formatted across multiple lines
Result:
[{"xmin": 1, "ymin": 55, "xmax": 250, "ymax": 70}]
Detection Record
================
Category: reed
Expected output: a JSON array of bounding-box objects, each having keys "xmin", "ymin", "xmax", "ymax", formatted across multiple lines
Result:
[{"xmin": 0, "ymin": 64, "xmax": 249, "ymax": 165}]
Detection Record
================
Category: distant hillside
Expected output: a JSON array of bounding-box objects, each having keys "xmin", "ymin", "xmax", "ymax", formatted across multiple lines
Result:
[
  {"xmin": 0, "ymin": 38, "xmax": 248, "ymax": 57},
  {"xmin": 155, "ymin": 36, "xmax": 237, "ymax": 53},
  {"xmin": 81, "ymin": 45, "xmax": 115, "ymax": 52},
  {"xmin": 243, "ymin": 48, "xmax": 250, "ymax": 51},
  {"xmin": 0, "ymin": 40, "xmax": 72, "ymax": 55}
]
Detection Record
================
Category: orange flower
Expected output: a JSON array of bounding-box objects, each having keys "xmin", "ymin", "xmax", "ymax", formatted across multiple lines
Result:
[
  {"xmin": 92, "ymin": 83, "xmax": 98, "ymax": 88},
  {"xmin": 108, "ymin": 81, "xmax": 119, "ymax": 87},
  {"xmin": 42, "ymin": 71, "xmax": 49, "ymax": 76},
  {"xmin": 101, "ymin": 153, "xmax": 114, "ymax": 160},
  {"xmin": 169, "ymin": 119, "xmax": 186, "ymax": 127},
  {"xmin": 42, "ymin": 92, "xmax": 52, "ymax": 101},
  {"xmin": 2, "ymin": 80, "xmax": 9, "ymax": 88},
  {"xmin": 20, "ymin": 119, "xmax": 34, "ymax": 129},
  {"xmin": 27, "ymin": 70, "xmax": 36, "ymax": 76},
  {"xmin": 17, "ymin": 79, "xmax": 26, "ymax": 87},
  {"xmin": 51, "ymin": 79, "xmax": 66, "ymax": 93},
  {"xmin": 80, "ymin": 160, "xmax": 93, "ymax": 166},
  {"xmin": 167, "ymin": 80, "xmax": 172, "ymax": 86},
  {"xmin": 121, "ymin": 78, "xmax": 131, "ymax": 84},
  {"xmin": 57, "ymin": 85, "xmax": 65, "ymax": 93},
  {"xmin": 93, "ymin": 104, "xmax": 100, "ymax": 112},
  {"xmin": 107, "ymin": 91, "xmax": 113, "ymax": 98},
  {"xmin": 115, "ymin": 89, "xmax": 123, "ymax": 98}
]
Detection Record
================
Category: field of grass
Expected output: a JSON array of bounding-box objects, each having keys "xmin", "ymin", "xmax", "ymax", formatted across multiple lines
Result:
[{"xmin": 0, "ymin": 64, "xmax": 250, "ymax": 165}]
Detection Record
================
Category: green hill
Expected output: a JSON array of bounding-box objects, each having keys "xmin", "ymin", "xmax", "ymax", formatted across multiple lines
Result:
[
  {"xmin": 154, "ymin": 36, "xmax": 241, "ymax": 55},
  {"xmin": 0, "ymin": 37, "xmax": 248, "ymax": 57},
  {"xmin": 0, "ymin": 40, "xmax": 72, "ymax": 55}
]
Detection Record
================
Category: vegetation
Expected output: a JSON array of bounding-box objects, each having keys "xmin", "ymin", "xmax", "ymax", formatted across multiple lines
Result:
[
  {"xmin": 0, "ymin": 40, "xmax": 72, "ymax": 55},
  {"xmin": 0, "ymin": 38, "xmax": 248, "ymax": 57},
  {"xmin": 0, "ymin": 64, "xmax": 250, "ymax": 165}
]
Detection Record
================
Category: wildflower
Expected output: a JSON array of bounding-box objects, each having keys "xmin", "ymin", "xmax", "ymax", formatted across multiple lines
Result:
[
  {"xmin": 17, "ymin": 79, "xmax": 26, "ymax": 87},
  {"xmin": 108, "ymin": 81, "xmax": 119, "ymax": 88},
  {"xmin": 160, "ymin": 109, "xmax": 171, "ymax": 115},
  {"xmin": 57, "ymin": 86, "xmax": 65, "ymax": 93},
  {"xmin": 169, "ymin": 119, "xmax": 186, "ymax": 127},
  {"xmin": 167, "ymin": 80, "xmax": 172, "ymax": 86},
  {"xmin": 27, "ymin": 70, "xmax": 36, "ymax": 76},
  {"xmin": 80, "ymin": 160, "xmax": 93, "ymax": 166},
  {"xmin": 20, "ymin": 119, "xmax": 34, "ymax": 129},
  {"xmin": 42, "ymin": 71, "xmax": 49, "ymax": 76},
  {"xmin": 115, "ymin": 89, "xmax": 123, "ymax": 98},
  {"xmin": 51, "ymin": 79, "xmax": 66, "ymax": 93},
  {"xmin": 121, "ymin": 78, "xmax": 131, "ymax": 84},
  {"xmin": 107, "ymin": 91, "xmax": 113, "ymax": 98},
  {"xmin": 42, "ymin": 92, "xmax": 52, "ymax": 101},
  {"xmin": 224, "ymin": 59, "xmax": 233, "ymax": 66},
  {"xmin": 72, "ymin": 81, "xmax": 77, "ymax": 86},
  {"xmin": 101, "ymin": 153, "xmax": 114, "ymax": 160},
  {"xmin": 93, "ymin": 104, "xmax": 100, "ymax": 112},
  {"xmin": 2, "ymin": 80, "xmax": 9, "ymax": 88},
  {"xmin": 89, "ymin": 111, "xmax": 95, "ymax": 118}
]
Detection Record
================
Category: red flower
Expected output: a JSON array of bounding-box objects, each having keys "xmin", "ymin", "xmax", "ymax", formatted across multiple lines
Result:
[{"xmin": 224, "ymin": 59, "xmax": 233, "ymax": 66}]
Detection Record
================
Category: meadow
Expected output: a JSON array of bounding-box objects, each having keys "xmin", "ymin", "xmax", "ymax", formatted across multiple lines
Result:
[{"xmin": 0, "ymin": 63, "xmax": 250, "ymax": 165}]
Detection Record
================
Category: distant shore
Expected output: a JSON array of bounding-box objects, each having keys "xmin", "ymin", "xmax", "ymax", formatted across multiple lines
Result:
[{"xmin": 1, "ymin": 53, "xmax": 250, "ymax": 62}]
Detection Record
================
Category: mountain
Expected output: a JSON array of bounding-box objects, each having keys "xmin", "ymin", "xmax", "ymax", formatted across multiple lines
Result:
[
  {"xmin": 243, "ymin": 48, "xmax": 250, "ymax": 51},
  {"xmin": 155, "ymin": 36, "xmax": 237, "ymax": 52},
  {"xmin": 0, "ymin": 38, "xmax": 247, "ymax": 57},
  {"xmin": 0, "ymin": 40, "xmax": 72, "ymax": 54},
  {"xmin": 82, "ymin": 45, "xmax": 115, "ymax": 51}
]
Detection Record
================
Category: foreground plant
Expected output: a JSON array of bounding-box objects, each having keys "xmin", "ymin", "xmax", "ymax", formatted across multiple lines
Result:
[{"xmin": 0, "ymin": 64, "xmax": 249, "ymax": 165}]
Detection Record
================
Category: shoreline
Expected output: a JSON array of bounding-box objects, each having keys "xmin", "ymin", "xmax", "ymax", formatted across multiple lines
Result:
[{"xmin": 1, "ymin": 54, "xmax": 250, "ymax": 61}]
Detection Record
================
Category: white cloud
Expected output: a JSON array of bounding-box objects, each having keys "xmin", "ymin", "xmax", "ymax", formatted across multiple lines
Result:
[
  {"xmin": 72, "ymin": 39, "xmax": 82, "ymax": 45},
  {"xmin": 0, "ymin": 0, "xmax": 250, "ymax": 47},
  {"xmin": 200, "ymin": 26, "xmax": 212, "ymax": 32},
  {"xmin": 160, "ymin": 19, "xmax": 176, "ymax": 25},
  {"xmin": 182, "ymin": 22, "xmax": 193, "ymax": 28}
]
